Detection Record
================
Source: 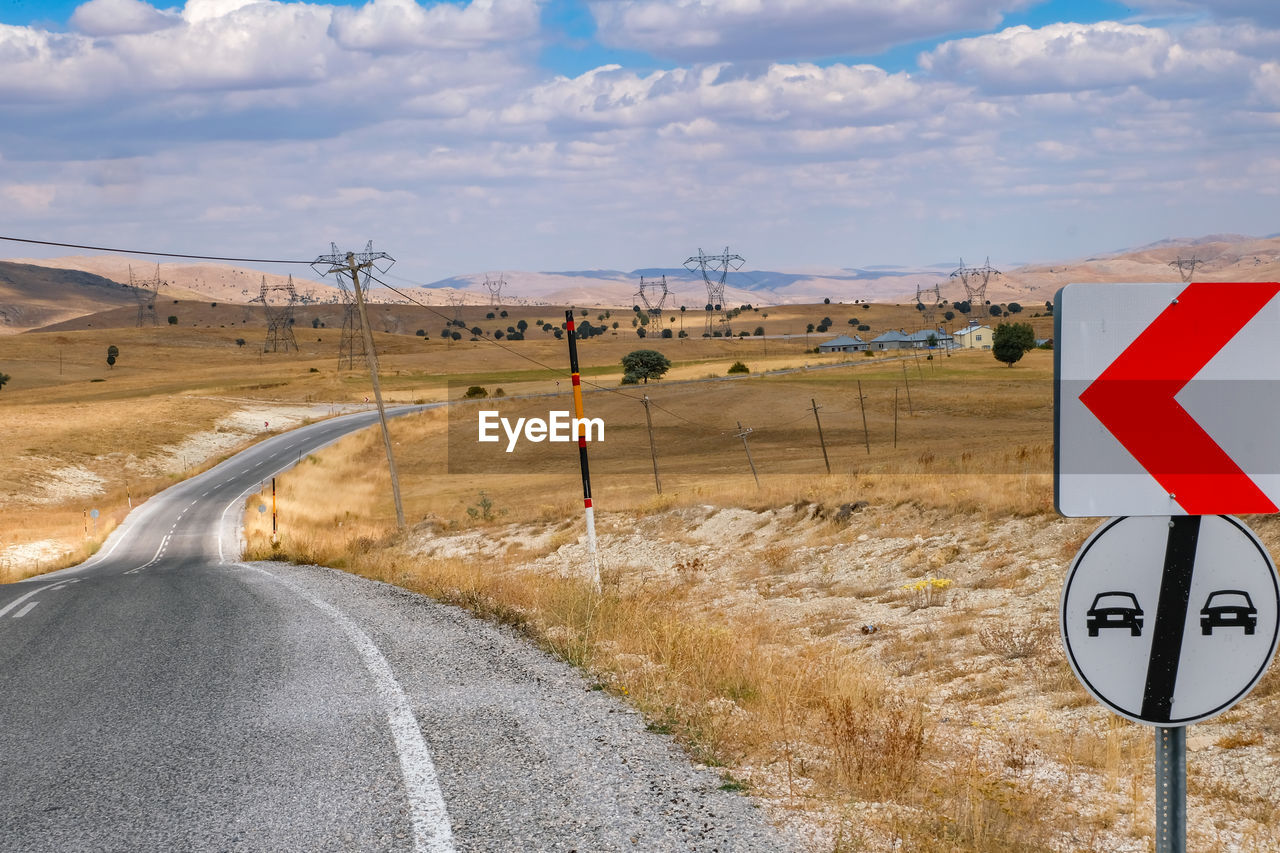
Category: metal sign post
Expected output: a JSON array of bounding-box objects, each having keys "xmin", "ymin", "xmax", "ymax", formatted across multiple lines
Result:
[{"xmin": 1155, "ymin": 726, "xmax": 1185, "ymax": 853}]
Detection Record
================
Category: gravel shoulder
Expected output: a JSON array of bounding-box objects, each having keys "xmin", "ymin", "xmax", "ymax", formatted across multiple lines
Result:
[{"xmin": 247, "ymin": 560, "xmax": 796, "ymax": 853}]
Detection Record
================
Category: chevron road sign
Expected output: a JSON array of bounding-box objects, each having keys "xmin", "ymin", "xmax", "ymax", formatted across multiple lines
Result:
[{"xmin": 1055, "ymin": 281, "xmax": 1280, "ymax": 517}]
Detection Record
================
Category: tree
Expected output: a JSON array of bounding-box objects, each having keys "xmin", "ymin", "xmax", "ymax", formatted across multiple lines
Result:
[
  {"xmin": 0, "ymin": 372, "xmax": 9, "ymax": 390},
  {"xmin": 1007, "ymin": 302, "xmax": 1023, "ymax": 314},
  {"xmin": 727, "ymin": 361, "xmax": 749, "ymax": 374},
  {"xmin": 106, "ymin": 344, "xmax": 119, "ymax": 368},
  {"xmin": 943, "ymin": 310, "xmax": 955, "ymax": 322},
  {"xmin": 463, "ymin": 386, "xmax": 488, "ymax": 398},
  {"xmin": 660, "ymin": 328, "xmax": 672, "ymax": 338},
  {"xmin": 235, "ymin": 338, "xmax": 246, "ymax": 348},
  {"xmin": 167, "ymin": 315, "xmax": 178, "ymax": 325},
  {"xmin": 620, "ymin": 349, "xmax": 671, "ymax": 384},
  {"xmin": 992, "ymin": 322, "xmax": 1036, "ymax": 367},
  {"xmin": 824, "ymin": 297, "xmax": 831, "ymax": 304}
]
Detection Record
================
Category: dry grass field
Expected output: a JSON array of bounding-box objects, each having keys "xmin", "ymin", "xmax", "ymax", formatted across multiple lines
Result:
[{"xmin": 225, "ymin": 340, "xmax": 1280, "ymax": 851}]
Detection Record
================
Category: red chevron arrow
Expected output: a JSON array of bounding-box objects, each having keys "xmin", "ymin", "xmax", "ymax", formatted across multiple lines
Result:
[{"xmin": 1078, "ymin": 282, "xmax": 1280, "ymax": 514}]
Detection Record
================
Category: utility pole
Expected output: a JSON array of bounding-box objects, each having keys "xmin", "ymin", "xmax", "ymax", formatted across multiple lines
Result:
[
  {"xmin": 736, "ymin": 421, "xmax": 760, "ymax": 489},
  {"xmin": 642, "ymin": 396, "xmax": 661, "ymax": 494},
  {"xmin": 857, "ymin": 379, "xmax": 870, "ymax": 455},
  {"xmin": 312, "ymin": 242, "xmax": 406, "ymax": 530},
  {"xmin": 810, "ymin": 398, "xmax": 831, "ymax": 474},
  {"xmin": 901, "ymin": 362, "xmax": 913, "ymax": 415},
  {"xmin": 893, "ymin": 388, "xmax": 899, "ymax": 449}
]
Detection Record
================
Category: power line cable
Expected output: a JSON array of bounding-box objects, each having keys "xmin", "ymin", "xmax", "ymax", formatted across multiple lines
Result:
[
  {"xmin": 0, "ymin": 235, "xmax": 313, "ymax": 265},
  {"xmin": 361, "ymin": 271, "xmax": 852, "ymax": 436}
]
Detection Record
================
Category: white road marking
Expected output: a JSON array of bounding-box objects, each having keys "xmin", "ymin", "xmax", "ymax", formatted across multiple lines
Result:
[
  {"xmin": 243, "ymin": 565, "xmax": 455, "ymax": 853},
  {"xmin": 0, "ymin": 579, "xmax": 79, "ymax": 617},
  {"xmin": 13, "ymin": 602, "xmax": 38, "ymax": 618},
  {"xmin": 0, "ymin": 587, "xmax": 47, "ymax": 619}
]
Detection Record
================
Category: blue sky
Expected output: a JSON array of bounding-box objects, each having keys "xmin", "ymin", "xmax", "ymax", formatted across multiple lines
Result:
[{"xmin": 0, "ymin": 0, "xmax": 1276, "ymax": 284}]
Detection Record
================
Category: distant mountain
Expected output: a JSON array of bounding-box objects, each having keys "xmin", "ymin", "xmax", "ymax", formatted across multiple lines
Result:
[
  {"xmin": 0, "ymin": 262, "xmax": 139, "ymax": 333},
  {"xmin": 7, "ymin": 233, "xmax": 1279, "ymax": 331}
]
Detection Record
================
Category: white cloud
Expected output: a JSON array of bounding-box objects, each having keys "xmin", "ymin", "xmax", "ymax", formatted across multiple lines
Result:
[
  {"xmin": 2, "ymin": 1, "xmax": 1279, "ymax": 280},
  {"xmin": 501, "ymin": 62, "xmax": 943, "ymax": 131},
  {"xmin": 1127, "ymin": 1, "xmax": 1280, "ymax": 26},
  {"xmin": 920, "ymin": 21, "xmax": 1251, "ymax": 96},
  {"xmin": 588, "ymin": 0, "xmax": 1034, "ymax": 61},
  {"xmin": 71, "ymin": 0, "xmax": 181, "ymax": 36},
  {"xmin": 328, "ymin": 0, "xmax": 543, "ymax": 52}
]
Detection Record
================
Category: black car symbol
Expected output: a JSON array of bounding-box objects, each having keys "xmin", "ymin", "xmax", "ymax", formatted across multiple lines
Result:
[
  {"xmin": 1200, "ymin": 590, "xmax": 1257, "ymax": 635},
  {"xmin": 1086, "ymin": 591, "xmax": 1143, "ymax": 637}
]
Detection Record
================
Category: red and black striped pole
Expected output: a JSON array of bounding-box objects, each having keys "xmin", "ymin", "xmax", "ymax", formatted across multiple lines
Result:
[{"xmin": 565, "ymin": 309, "xmax": 602, "ymax": 591}]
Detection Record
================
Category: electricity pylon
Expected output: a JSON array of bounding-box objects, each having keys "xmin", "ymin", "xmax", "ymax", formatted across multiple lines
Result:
[
  {"xmin": 128, "ymin": 264, "xmax": 167, "ymax": 326},
  {"xmin": 684, "ymin": 247, "xmax": 743, "ymax": 335},
  {"xmin": 950, "ymin": 257, "xmax": 1000, "ymax": 315},
  {"xmin": 255, "ymin": 275, "xmax": 299, "ymax": 352},
  {"xmin": 311, "ymin": 242, "xmax": 405, "ymax": 530}
]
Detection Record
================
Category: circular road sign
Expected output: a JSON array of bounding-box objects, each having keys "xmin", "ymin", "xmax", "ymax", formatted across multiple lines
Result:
[{"xmin": 1061, "ymin": 515, "xmax": 1280, "ymax": 726}]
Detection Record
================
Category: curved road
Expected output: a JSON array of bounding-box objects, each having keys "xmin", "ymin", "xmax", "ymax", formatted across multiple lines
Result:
[{"xmin": 0, "ymin": 409, "xmax": 787, "ymax": 853}]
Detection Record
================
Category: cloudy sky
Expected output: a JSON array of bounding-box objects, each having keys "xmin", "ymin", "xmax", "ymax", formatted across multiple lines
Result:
[{"xmin": 1, "ymin": 0, "xmax": 1277, "ymax": 285}]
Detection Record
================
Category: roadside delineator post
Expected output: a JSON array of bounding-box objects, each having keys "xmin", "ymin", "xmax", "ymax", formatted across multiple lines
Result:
[{"xmin": 564, "ymin": 310, "xmax": 602, "ymax": 593}]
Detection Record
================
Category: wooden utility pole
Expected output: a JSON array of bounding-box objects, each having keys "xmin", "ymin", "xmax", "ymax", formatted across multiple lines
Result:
[
  {"xmin": 736, "ymin": 421, "xmax": 760, "ymax": 489},
  {"xmin": 642, "ymin": 395, "xmax": 662, "ymax": 494},
  {"xmin": 347, "ymin": 252, "xmax": 406, "ymax": 530},
  {"xmin": 901, "ymin": 361, "xmax": 913, "ymax": 415},
  {"xmin": 893, "ymin": 387, "xmax": 899, "ymax": 449},
  {"xmin": 810, "ymin": 398, "xmax": 831, "ymax": 474},
  {"xmin": 857, "ymin": 379, "xmax": 870, "ymax": 454}
]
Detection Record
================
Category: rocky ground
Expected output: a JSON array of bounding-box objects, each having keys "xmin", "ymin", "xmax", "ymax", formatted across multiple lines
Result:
[{"xmin": 410, "ymin": 501, "xmax": 1280, "ymax": 851}]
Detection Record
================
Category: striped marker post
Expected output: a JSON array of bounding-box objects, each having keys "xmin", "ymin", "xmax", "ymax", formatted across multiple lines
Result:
[{"xmin": 564, "ymin": 310, "xmax": 602, "ymax": 592}]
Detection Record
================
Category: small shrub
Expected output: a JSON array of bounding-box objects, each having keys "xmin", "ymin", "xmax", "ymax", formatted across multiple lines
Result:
[
  {"xmin": 727, "ymin": 361, "xmax": 749, "ymax": 375},
  {"xmin": 901, "ymin": 577, "xmax": 952, "ymax": 609},
  {"xmin": 463, "ymin": 385, "xmax": 488, "ymax": 398}
]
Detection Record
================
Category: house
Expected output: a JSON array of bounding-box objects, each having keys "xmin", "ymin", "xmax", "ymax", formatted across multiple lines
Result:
[
  {"xmin": 953, "ymin": 323, "xmax": 993, "ymax": 350},
  {"xmin": 817, "ymin": 334, "xmax": 867, "ymax": 353},
  {"xmin": 869, "ymin": 330, "xmax": 913, "ymax": 350},
  {"xmin": 904, "ymin": 328, "xmax": 954, "ymax": 349}
]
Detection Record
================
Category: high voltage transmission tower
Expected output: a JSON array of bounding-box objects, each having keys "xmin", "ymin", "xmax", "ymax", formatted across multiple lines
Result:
[
  {"xmin": 484, "ymin": 274, "xmax": 506, "ymax": 306},
  {"xmin": 254, "ymin": 275, "xmax": 299, "ymax": 353},
  {"xmin": 950, "ymin": 257, "xmax": 1000, "ymax": 315},
  {"xmin": 916, "ymin": 283, "xmax": 944, "ymax": 328},
  {"xmin": 311, "ymin": 241, "xmax": 405, "ymax": 529},
  {"xmin": 1169, "ymin": 255, "xmax": 1201, "ymax": 283},
  {"xmin": 635, "ymin": 275, "xmax": 670, "ymax": 316},
  {"xmin": 447, "ymin": 293, "xmax": 465, "ymax": 325},
  {"xmin": 684, "ymin": 247, "xmax": 743, "ymax": 336},
  {"xmin": 128, "ymin": 264, "xmax": 167, "ymax": 326}
]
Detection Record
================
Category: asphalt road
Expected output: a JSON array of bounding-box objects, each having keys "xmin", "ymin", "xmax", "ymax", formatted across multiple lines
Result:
[{"xmin": 0, "ymin": 409, "xmax": 789, "ymax": 853}]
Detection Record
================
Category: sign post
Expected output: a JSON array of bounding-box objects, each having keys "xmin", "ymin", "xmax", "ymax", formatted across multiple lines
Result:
[{"xmin": 1056, "ymin": 282, "xmax": 1280, "ymax": 852}]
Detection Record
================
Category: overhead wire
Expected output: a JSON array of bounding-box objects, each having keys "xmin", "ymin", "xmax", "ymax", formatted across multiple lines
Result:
[
  {"xmin": 362, "ymin": 271, "xmax": 807, "ymax": 436},
  {"xmin": 0, "ymin": 234, "xmax": 314, "ymax": 265}
]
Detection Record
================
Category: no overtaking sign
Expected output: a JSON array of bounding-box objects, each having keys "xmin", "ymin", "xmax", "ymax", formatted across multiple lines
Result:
[{"xmin": 1061, "ymin": 515, "xmax": 1279, "ymax": 726}]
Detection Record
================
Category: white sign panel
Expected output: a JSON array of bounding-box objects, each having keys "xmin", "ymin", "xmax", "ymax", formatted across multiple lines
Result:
[
  {"xmin": 1061, "ymin": 515, "xmax": 1280, "ymax": 725},
  {"xmin": 1055, "ymin": 281, "xmax": 1280, "ymax": 517}
]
